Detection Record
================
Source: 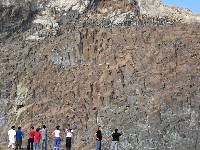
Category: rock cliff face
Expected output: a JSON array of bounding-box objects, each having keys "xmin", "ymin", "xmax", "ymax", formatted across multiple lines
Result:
[{"xmin": 0, "ymin": 0, "xmax": 200, "ymax": 150}]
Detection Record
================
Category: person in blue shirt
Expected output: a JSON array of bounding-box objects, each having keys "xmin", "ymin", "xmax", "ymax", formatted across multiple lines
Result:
[{"xmin": 16, "ymin": 126, "xmax": 23, "ymax": 150}]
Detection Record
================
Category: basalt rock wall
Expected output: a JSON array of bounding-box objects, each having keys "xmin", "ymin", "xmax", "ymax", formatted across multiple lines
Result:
[{"xmin": 1, "ymin": 25, "xmax": 200, "ymax": 149}]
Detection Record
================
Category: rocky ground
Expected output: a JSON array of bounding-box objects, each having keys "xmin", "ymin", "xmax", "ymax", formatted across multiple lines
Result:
[{"xmin": 0, "ymin": 0, "xmax": 200, "ymax": 150}]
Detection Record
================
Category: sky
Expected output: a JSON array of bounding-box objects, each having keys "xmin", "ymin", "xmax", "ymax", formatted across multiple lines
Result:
[{"xmin": 162, "ymin": 0, "xmax": 200, "ymax": 14}]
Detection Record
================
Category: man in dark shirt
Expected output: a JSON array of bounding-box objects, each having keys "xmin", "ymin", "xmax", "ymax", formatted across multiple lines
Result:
[
  {"xmin": 110, "ymin": 129, "xmax": 122, "ymax": 150},
  {"xmin": 16, "ymin": 126, "xmax": 23, "ymax": 150},
  {"xmin": 96, "ymin": 126, "xmax": 102, "ymax": 150}
]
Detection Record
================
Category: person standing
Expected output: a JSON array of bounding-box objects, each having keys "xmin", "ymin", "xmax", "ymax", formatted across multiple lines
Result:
[
  {"xmin": 34, "ymin": 128, "xmax": 41, "ymax": 150},
  {"xmin": 52, "ymin": 126, "xmax": 61, "ymax": 150},
  {"xmin": 8, "ymin": 126, "xmax": 16, "ymax": 149},
  {"xmin": 65, "ymin": 128, "xmax": 73, "ymax": 150},
  {"xmin": 110, "ymin": 129, "xmax": 122, "ymax": 150},
  {"xmin": 40, "ymin": 125, "xmax": 47, "ymax": 150},
  {"xmin": 16, "ymin": 126, "xmax": 23, "ymax": 150},
  {"xmin": 27, "ymin": 126, "xmax": 35, "ymax": 150},
  {"xmin": 96, "ymin": 126, "xmax": 102, "ymax": 150}
]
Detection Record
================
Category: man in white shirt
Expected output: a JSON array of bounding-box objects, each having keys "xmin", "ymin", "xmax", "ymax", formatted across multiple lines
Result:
[
  {"xmin": 66, "ymin": 129, "xmax": 73, "ymax": 150},
  {"xmin": 8, "ymin": 126, "xmax": 16, "ymax": 149},
  {"xmin": 52, "ymin": 126, "xmax": 61, "ymax": 150}
]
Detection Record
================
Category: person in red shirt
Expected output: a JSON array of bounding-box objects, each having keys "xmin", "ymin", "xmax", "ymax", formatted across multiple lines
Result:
[
  {"xmin": 34, "ymin": 128, "xmax": 41, "ymax": 150},
  {"xmin": 27, "ymin": 126, "xmax": 35, "ymax": 150}
]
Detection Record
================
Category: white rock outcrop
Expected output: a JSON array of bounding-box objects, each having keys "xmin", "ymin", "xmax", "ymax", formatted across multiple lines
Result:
[
  {"xmin": 1, "ymin": 0, "xmax": 199, "ymax": 23},
  {"xmin": 136, "ymin": 0, "xmax": 200, "ymax": 23}
]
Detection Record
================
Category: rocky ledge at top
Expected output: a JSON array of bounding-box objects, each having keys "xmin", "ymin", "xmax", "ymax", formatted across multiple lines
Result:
[{"xmin": 0, "ymin": 0, "xmax": 200, "ymax": 41}]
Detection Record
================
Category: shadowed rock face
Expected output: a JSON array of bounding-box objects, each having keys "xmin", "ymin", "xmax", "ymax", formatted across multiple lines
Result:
[
  {"xmin": 0, "ymin": 3, "xmax": 34, "ymax": 40},
  {"xmin": 0, "ymin": 0, "xmax": 200, "ymax": 150}
]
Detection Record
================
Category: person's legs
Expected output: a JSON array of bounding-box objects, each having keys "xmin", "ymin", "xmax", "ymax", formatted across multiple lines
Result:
[
  {"xmin": 66, "ymin": 137, "xmax": 72, "ymax": 150},
  {"xmin": 110, "ymin": 141, "xmax": 114, "ymax": 150},
  {"xmin": 34, "ymin": 142, "xmax": 38, "ymax": 150},
  {"xmin": 19, "ymin": 138, "xmax": 22, "ymax": 150},
  {"xmin": 96, "ymin": 140, "xmax": 101, "ymax": 150},
  {"xmin": 66, "ymin": 137, "xmax": 68, "ymax": 150},
  {"xmin": 41, "ymin": 139, "xmax": 44, "ymax": 150},
  {"xmin": 45, "ymin": 139, "xmax": 47, "ymax": 150},
  {"xmin": 16, "ymin": 140, "xmax": 18, "ymax": 150},
  {"xmin": 96, "ymin": 140, "xmax": 98, "ymax": 150},
  {"xmin": 12, "ymin": 143, "xmax": 15, "ymax": 149},
  {"xmin": 33, "ymin": 142, "xmax": 36, "ymax": 150},
  {"xmin": 27, "ymin": 139, "xmax": 30, "ymax": 150},
  {"xmin": 8, "ymin": 142, "xmax": 10, "ymax": 148},
  {"xmin": 16, "ymin": 139, "xmax": 19, "ymax": 150},
  {"xmin": 30, "ymin": 138, "xmax": 34, "ymax": 150},
  {"xmin": 36, "ymin": 142, "xmax": 39, "ymax": 150},
  {"xmin": 54, "ymin": 137, "xmax": 61, "ymax": 150},
  {"xmin": 41, "ymin": 139, "xmax": 47, "ymax": 150},
  {"xmin": 57, "ymin": 137, "xmax": 61, "ymax": 150},
  {"xmin": 42, "ymin": 139, "xmax": 47, "ymax": 150},
  {"xmin": 114, "ymin": 142, "xmax": 118, "ymax": 150},
  {"xmin": 99, "ymin": 141, "xmax": 101, "ymax": 150},
  {"xmin": 8, "ymin": 139, "xmax": 15, "ymax": 149},
  {"xmin": 53, "ymin": 138, "xmax": 57, "ymax": 150}
]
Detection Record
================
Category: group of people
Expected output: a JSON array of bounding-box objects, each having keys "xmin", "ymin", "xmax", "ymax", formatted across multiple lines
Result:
[
  {"xmin": 8, "ymin": 125, "xmax": 73, "ymax": 150},
  {"xmin": 8, "ymin": 125, "xmax": 122, "ymax": 150},
  {"xmin": 96, "ymin": 126, "xmax": 122, "ymax": 150}
]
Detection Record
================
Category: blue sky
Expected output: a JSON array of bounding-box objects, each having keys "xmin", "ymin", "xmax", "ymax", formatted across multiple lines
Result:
[{"xmin": 162, "ymin": 0, "xmax": 200, "ymax": 14}]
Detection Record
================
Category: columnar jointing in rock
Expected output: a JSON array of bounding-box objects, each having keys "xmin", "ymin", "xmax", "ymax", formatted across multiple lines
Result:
[{"xmin": 0, "ymin": 0, "xmax": 200, "ymax": 150}]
